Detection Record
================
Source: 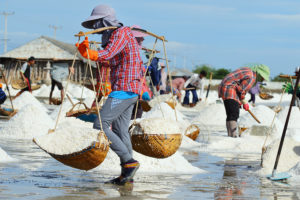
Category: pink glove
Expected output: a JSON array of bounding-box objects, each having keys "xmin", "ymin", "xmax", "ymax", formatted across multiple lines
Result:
[{"xmin": 243, "ymin": 103, "xmax": 249, "ymax": 111}]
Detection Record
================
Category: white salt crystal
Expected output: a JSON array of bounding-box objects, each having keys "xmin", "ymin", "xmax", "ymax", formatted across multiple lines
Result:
[
  {"xmin": 0, "ymin": 146, "xmax": 15, "ymax": 162},
  {"xmin": 34, "ymin": 119, "xmax": 101, "ymax": 155},
  {"xmin": 261, "ymin": 137, "xmax": 300, "ymax": 175},
  {"xmin": 277, "ymin": 106, "xmax": 300, "ymax": 129},
  {"xmin": 12, "ymin": 91, "xmax": 47, "ymax": 113},
  {"xmin": 132, "ymin": 118, "xmax": 181, "ymax": 135},
  {"xmin": 96, "ymin": 150, "xmax": 204, "ymax": 175},
  {"xmin": 0, "ymin": 104, "xmax": 53, "ymax": 139}
]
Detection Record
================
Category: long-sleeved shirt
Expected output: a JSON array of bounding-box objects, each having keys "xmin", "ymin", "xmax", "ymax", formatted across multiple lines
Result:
[
  {"xmin": 172, "ymin": 78, "xmax": 185, "ymax": 91},
  {"xmin": 218, "ymin": 67, "xmax": 256, "ymax": 104},
  {"xmin": 185, "ymin": 74, "xmax": 206, "ymax": 98},
  {"xmin": 97, "ymin": 27, "xmax": 142, "ymax": 95}
]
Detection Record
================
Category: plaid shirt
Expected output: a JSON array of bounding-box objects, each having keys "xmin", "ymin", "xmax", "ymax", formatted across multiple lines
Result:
[
  {"xmin": 97, "ymin": 27, "xmax": 142, "ymax": 94},
  {"xmin": 218, "ymin": 67, "xmax": 256, "ymax": 104}
]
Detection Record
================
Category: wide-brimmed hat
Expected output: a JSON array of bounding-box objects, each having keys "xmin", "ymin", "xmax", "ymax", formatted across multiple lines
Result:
[
  {"xmin": 247, "ymin": 64, "xmax": 270, "ymax": 81},
  {"xmin": 82, "ymin": 5, "xmax": 115, "ymax": 29},
  {"xmin": 130, "ymin": 25, "xmax": 148, "ymax": 38}
]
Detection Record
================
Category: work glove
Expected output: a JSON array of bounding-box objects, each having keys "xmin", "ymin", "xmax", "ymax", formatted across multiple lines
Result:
[
  {"xmin": 76, "ymin": 37, "xmax": 98, "ymax": 61},
  {"xmin": 282, "ymin": 82, "xmax": 293, "ymax": 94},
  {"xmin": 241, "ymin": 99, "xmax": 249, "ymax": 111}
]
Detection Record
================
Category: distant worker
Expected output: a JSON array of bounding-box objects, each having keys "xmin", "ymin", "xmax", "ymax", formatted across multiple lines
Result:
[
  {"xmin": 159, "ymin": 62, "xmax": 167, "ymax": 94},
  {"xmin": 49, "ymin": 62, "xmax": 74, "ymax": 105},
  {"xmin": 248, "ymin": 82, "xmax": 265, "ymax": 106},
  {"xmin": 219, "ymin": 66, "xmax": 270, "ymax": 137},
  {"xmin": 183, "ymin": 71, "xmax": 207, "ymax": 107},
  {"xmin": 171, "ymin": 76, "xmax": 188, "ymax": 101},
  {"xmin": 0, "ymin": 83, "xmax": 7, "ymax": 106},
  {"xmin": 14, "ymin": 56, "xmax": 35, "ymax": 99}
]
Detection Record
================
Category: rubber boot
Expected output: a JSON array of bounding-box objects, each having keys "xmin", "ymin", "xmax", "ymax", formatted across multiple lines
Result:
[
  {"xmin": 226, "ymin": 121, "xmax": 232, "ymax": 137},
  {"xmin": 228, "ymin": 120, "xmax": 238, "ymax": 138}
]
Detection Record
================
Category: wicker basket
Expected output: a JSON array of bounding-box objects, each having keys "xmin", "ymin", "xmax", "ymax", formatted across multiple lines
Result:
[
  {"xmin": 259, "ymin": 92, "xmax": 273, "ymax": 100},
  {"xmin": 130, "ymin": 124, "xmax": 182, "ymax": 158},
  {"xmin": 165, "ymin": 100, "xmax": 177, "ymax": 110},
  {"xmin": 66, "ymin": 102, "xmax": 90, "ymax": 117},
  {"xmin": 184, "ymin": 124, "xmax": 200, "ymax": 141},
  {"xmin": 33, "ymin": 131, "xmax": 109, "ymax": 171},
  {"xmin": 140, "ymin": 100, "xmax": 151, "ymax": 112},
  {"xmin": 11, "ymin": 79, "xmax": 27, "ymax": 90},
  {"xmin": 0, "ymin": 108, "xmax": 17, "ymax": 117},
  {"xmin": 31, "ymin": 84, "xmax": 41, "ymax": 91},
  {"xmin": 50, "ymin": 98, "xmax": 62, "ymax": 105}
]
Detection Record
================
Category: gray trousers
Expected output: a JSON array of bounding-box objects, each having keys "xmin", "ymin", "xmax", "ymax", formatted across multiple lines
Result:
[{"xmin": 93, "ymin": 96, "xmax": 138, "ymax": 163}]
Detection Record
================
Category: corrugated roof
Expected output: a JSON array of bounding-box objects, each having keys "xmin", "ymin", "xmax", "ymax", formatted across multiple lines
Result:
[
  {"xmin": 0, "ymin": 36, "xmax": 79, "ymax": 60},
  {"xmin": 170, "ymin": 67, "xmax": 193, "ymax": 77}
]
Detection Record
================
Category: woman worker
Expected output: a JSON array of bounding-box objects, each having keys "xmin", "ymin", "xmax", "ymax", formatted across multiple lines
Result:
[
  {"xmin": 218, "ymin": 65, "xmax": 270, "ymax": 137},
  {"xmin": 77, "ymin": 4, "xmax": 142, "ymax": 185}
]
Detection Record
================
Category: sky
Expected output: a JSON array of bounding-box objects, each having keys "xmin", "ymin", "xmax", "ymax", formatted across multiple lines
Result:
[{"xmin": 1, "ymin": 0, "xmax": 300, "ymax": 78}]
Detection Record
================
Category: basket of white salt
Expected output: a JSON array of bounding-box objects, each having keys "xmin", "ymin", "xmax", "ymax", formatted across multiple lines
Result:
[
  {"xmin": 0, "ymin": 108, "xmax": 17, "ymax": 117},
  {"xmin": 11, "ymin": 79, "xmax": 27, "ymax": 90},
  {"xmin": 184, "ymin": 124, "xmax": 200, "ymax": 141},
  {"xmin": 259, "ymin": 92, "xmax": 273, "ymax": 100},
  {"xmin": 66, "ymin": 102, "xmax": 90, "ymax": 118},
  {"xmin": 165, "ymin": 99, "xmax": 177, "ymax": 110},
  {"xmin": 33, "ymin": 124, "xmax": 110, "ymax": 171},
  {"xmin": 130, "ymin": 118, "xmax": 182, "ymax": 158}
]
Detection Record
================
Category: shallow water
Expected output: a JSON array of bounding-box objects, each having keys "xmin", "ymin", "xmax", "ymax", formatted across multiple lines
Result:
[{"xmin": 1, "ymin": 106, "xmax": 300, "ymax": 199}]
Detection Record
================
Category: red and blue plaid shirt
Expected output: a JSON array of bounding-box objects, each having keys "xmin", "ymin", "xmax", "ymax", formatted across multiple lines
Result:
[
  {"xmin": 97, "ymin": 27, "xmax": 142, "ymax": 95},
  {"xmin": 218, "ymin": 67, "xmax": 256, "ymax": 104}
]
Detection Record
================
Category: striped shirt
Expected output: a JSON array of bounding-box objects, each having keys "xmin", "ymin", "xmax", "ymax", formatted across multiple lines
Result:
[
  {"xmin": 97, "ymin": 27, "xmax": 142, "ymax": 95},
  {"xmin": 218, "ymin": 67, "xmax": 256, "ymax": 104}
]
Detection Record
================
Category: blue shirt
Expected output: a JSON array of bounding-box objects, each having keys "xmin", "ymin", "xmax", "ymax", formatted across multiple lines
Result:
[{"xmin": 108, "ymin": 91, "xmax": 138, "ymax": 99}]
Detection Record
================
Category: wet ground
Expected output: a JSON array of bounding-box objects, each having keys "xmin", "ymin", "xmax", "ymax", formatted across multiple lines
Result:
[{"xmin": 0, "ymin": 107, "xmax": 300, "ymax": 199}]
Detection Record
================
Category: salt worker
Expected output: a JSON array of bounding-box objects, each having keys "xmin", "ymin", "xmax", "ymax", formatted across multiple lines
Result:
[
  {"xmin": 77, "ymin": 4, "xmax": 142, "ymax": 185},
  {"xmin": 14, "ymin": 56, "xmax": 35, "ymax": 99},
  {"xmin": 183, "ymin": 70, "xmax": 207, "ymax": 107},
  {"xmin": 218, "ymin": 65, "xmax": 270, "ymax": 137}
]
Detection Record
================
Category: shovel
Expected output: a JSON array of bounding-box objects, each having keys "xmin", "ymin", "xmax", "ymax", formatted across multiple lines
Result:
[{"xmin": 267, "ymin": 70, "xmax": 300, "ymax": 181}]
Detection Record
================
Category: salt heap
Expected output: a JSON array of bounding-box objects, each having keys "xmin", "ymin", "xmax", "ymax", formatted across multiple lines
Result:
[
  {"xmin": 0, "ymin": 146, "xmax": 15, "ymax": 162},
  {"xmin": 12, "ymin": 92, "xmax": 47, "ymax": 112},
  {"xmin": 289, "ymin": 161, "xmax": 300, "ymax": 180},
  {"xmin": 132, "ymin": 118, "xmax": 181, "ymax": 135},
  {"xmin": 34, "ymin": 118, "xmax": 100, "ymax": 155},
  {"xmin": 67, "ymin": 83, "xmax": 94, "ymax": 99},
  {"xmin": 277, "ymin": 106, "xmax": 300, "ymax": 129},
  {"xmin": 50, "ymin": 98, "xmax": 79, "ymax": 120},
  {"xmin": 96, "ymin": 150, "xmax": 203, "ymax": 174},
  {"xmin": 0, "ymin": 104, "xmax": 53, "ymax": 139},
  {"xmin": 260, "ymin": 137, "xmax": 300, "ymax": 175},
  {"xmin": 148, "ymin": 94, "xmax": 173, "ymax": 108},
  {"xmin": 239, "ymin": 105, "xmax": 283, "ymax": 136},
  {"xmin": 192, "ymin": 103, "xmax": 226, "ymax": 128},
  {"xmin": 34, "ymin": 84, "xmax": 61, "ymax": 98}
]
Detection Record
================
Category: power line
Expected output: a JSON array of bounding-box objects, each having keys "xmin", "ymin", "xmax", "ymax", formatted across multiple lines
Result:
[
  {"xmin": 0, "ymin": 11, "xmax": 14, "ymax": 53},
  {"xmin": 49, "ymin": 25, "xmax": 62, "ymax": 39}
]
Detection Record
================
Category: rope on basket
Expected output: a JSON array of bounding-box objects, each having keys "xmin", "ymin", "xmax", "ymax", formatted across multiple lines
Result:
[
  {"xmin": 162, "ymin": 39, "xmax": 178, "ymax": 121},
  {"xmin": 260, "ymin": 89, "xmax": 285, "ymax": 165},
  {"xmin": 51, "ymin": 50, "xmax": 78, "ymax": 133},
  {"xmin": 85, "ymin": 48, "xmax": 105, "ymax": 147}
]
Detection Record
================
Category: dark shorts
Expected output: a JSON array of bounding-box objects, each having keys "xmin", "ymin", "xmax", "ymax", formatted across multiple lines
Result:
[
  {"xmin": 21, "ymin": 79, "xmax": 31, "ymax": 92},
  {"xmin": 51, "ymin": 78, "xmax": 63, "ymax": 91},
  {"xmin": 224, "ymin": 99, "xmax": 240, "ymax": 121}
]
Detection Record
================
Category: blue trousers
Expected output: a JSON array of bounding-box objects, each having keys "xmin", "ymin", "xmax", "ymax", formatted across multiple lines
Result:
[{"xmin": 183, "ymin": 84, "xmax": 198, "ymax": 105}]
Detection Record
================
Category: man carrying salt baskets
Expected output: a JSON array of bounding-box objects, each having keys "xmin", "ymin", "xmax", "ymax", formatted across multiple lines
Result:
[
  {"xmin": 218, "ymin": 65, "xmax": 270, "ymax": 137},
  {"xmin": 76, "ymin": 4, "xmax": 142, "ymax": 185}
]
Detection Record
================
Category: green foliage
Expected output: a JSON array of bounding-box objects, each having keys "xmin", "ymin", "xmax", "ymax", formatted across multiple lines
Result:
[
  {"xmin": 192, "ymin": 64, "xmax": 231, "ymax": 79},
  {"xmin": 272, "ymin": 73, "xmax": 287, "ymax": 82}
]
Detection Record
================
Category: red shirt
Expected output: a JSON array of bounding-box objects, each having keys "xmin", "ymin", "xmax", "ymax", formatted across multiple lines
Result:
[
  {"xmin": 97, "ymin": 27, "xmax": 142, "ymax": 94},
  {"xmin": 218, "ymin": 67, "xmax": 256, "ymax": 104}
]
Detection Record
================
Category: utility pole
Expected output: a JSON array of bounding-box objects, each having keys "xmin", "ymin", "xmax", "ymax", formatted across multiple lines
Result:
[
  {"xmin": 1, "ymin": 11, "xmax": 14, "ymax": 53},
  {"xmin": 49, "ymin": 25, "xmax": 62, "ymax": 39}
]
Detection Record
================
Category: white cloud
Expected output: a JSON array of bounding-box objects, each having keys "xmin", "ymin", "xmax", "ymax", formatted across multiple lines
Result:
[{"xmin": 255, "ymin": 13, "xmax": 300, "ymax": 21}]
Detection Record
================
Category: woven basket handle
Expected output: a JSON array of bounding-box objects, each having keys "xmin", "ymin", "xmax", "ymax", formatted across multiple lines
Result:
[{"xmin": 69, "ymin": 102, "xmax": 89, "ymax": 113}]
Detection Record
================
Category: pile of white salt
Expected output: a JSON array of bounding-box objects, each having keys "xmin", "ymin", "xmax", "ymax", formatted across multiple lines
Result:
[
  {"xmin": 132, "ymin": 118, "xmax": 181, "ymax": 135},
  {"xmin": 260, "ymin": 137, "xmax": 300, "ymax": 175},
  {"xmin": 34, "ymin": 119, "xmax": 102, "ymax": 155},
  {"xmin": 12, "ymin": 91, "xmax": 47, "ymax": 112},
  {"xmin": 0, "ymin": 104, "xmax": 53, "ymax": 139},
  {"xmin": 0, "ymin": 147, "xmax": 15, "ymax": 162}
]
